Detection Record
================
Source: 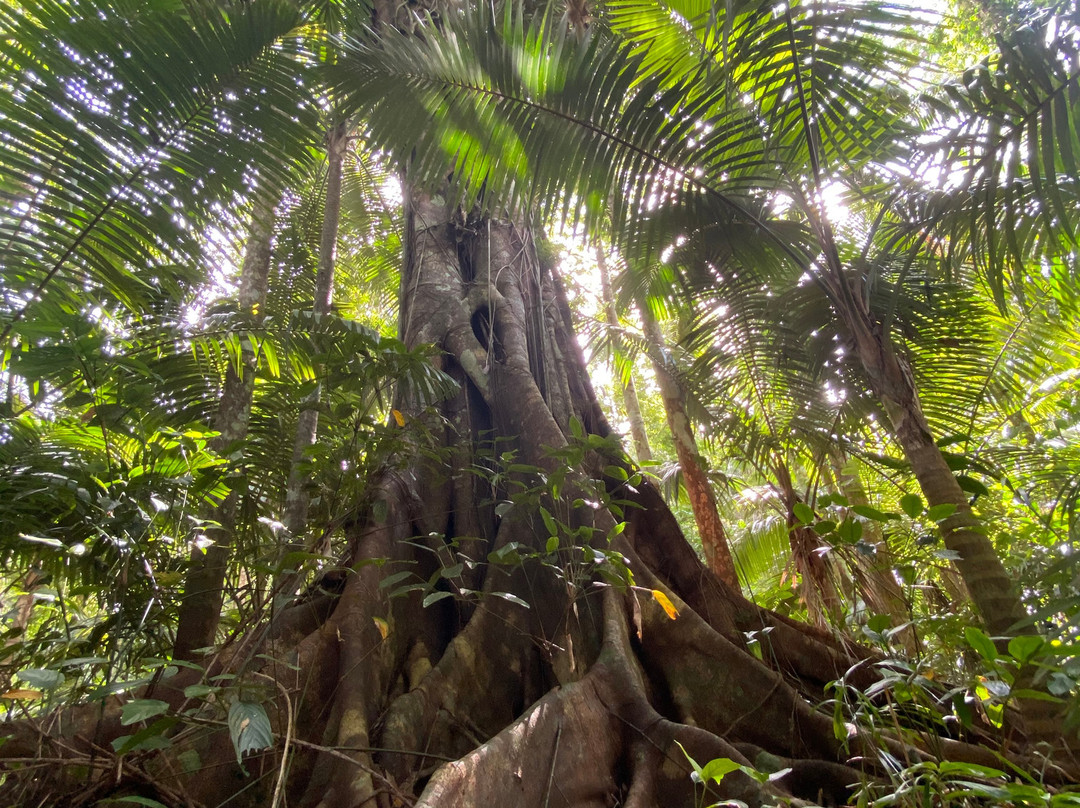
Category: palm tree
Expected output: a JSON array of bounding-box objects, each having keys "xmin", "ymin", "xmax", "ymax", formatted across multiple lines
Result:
[{"xmin": 595, "ymin": 246, "xmax": 653, "ymax": 463}]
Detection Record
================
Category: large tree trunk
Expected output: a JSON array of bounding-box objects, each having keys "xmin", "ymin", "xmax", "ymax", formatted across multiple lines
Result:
[
  {"xmin": 173, "ymin": 195, "xmax": 276, "ymax": 661},
  {"xmin": 2, "ymin": 197, "xmax": 1071, "ymax": 808}
]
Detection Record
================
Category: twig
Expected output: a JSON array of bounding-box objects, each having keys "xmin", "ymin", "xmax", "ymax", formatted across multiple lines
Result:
[
  {"xmin": 253, "ymin": 672, "xmax": 294, "ymax": 808},
  {"xmin": 543, "ymin": 720, "xmax": 562, "ymax": 808}
]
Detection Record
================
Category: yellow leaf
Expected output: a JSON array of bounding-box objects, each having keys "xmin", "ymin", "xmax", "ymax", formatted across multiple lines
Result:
[
  {"xmin": 372, "ymin": 617, "xmax": 390, "ymax": 640},
  {"xmin": 392, "ymin": 409, "xmax": 405, "ymax": 427},
  {"xmin": 251, "ymin": 302, "xmax": 260, "ymax": 316},
  {"xmin": 2, "ymin": 689, "xmax": 42, "ymax": 700},
  {"xmin": 651, "ymin": 589, "xmax": 678, "ymax": 620}
]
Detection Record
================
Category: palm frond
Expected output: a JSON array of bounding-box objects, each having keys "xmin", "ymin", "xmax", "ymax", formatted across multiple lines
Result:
[
  {"xmin": 330, "ymin": 0, "xmax": 921, "ymax": 267},
  {"xmin": 0, "ymin": 0, "xmax": 321, "ymax": 351},
  {"xmin": 894, "ymin": 11, "xmax": 1080, "ymax": 307}
]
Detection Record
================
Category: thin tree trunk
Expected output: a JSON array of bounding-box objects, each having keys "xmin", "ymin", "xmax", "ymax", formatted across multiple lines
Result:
[
  {"xmin": 846, "ymin": 308, "xmax": 1026, "ymax": 637},
  {"xmin": 596, "ymin": 247, "xmax": 651, "ymax": 464},
  {"xmin": 640, "ymin": 308, "xmax": 739, "ymax": 590},
  {"xmin": 809, "ymin": 189, "xmax": 1053, "ymax": 735},
  {"xmin": 173, "ymin": 195, "xmax": 275, "ymax": 661},
  {"xmin": 282, "ymin": 123, "xmax": 347, "ymax": 550},
  {"xmin": 775, "ymin": 460, "xmax": 845, "ymax": 628},
  {"xmin": 848, "ymin": 328, "xmax": 1068, "ymax": 741}
]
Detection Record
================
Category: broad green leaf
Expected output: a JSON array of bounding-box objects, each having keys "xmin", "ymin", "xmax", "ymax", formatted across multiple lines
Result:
[
  {"xmin": 1007, "ymin": 635, "xmax": 1044, "ymax": 664},
  {"xmin": 700, "ymin": 757, "xmax": 741, "ymax": 784},
  {"xmin": 378, "ymin": 571, "xmax": 414, "ymax": 590},
  {"xmin": 422, "ymin": 591, "xmax": 455, "ymax": 607},
  {"xmin": 867, "ymin": 614, "xmax": 892, "ymax": 633},
  {"xmin": 604, "ymin": 464, "xmax": 628, "ymax": 481},
  {"xmin": 228, "ymin": 702, "xmax": 274, "ymax": 763},
  {"xmin": 900, "ymin": 494, "xmax": 924, "ymax": 518},
  {"xmin": 16, "ymin": 668, "xmax": 64, "ymax": 690},
  {"xmin": 957, "ymin": 475, "xmax": 990, "ymax": 497},
  {"xmin": 793, "ymin": 502, "xmax": 815, "ymax": 525},
  {"xmin": 121, "ymin": 699, "xmax": 170, "ymax": 726},
  {"xmin": 966, "ymin": 627, "xmax": 998, "ymax": 662},
  {"xmin": 177, "ymin": 748, "xmax": 203, "ymax": 774},
  {"xmin": 927, "ymin": 503, "xmax": 958, "ymax": 522},
  {"xmin": 1011, "ymin": 689, "xmax": 1061, "ymax": 702},
  {"xmin": 112, "ymin": 717, "xmax": 178, "ymax": 754},
  {"xmin": 852, "ymin": 505, "xmax": 894, "ymax": 522},
  {"xmin": 836, "ymin": 518, "xmax": 862, "ymax": 544},
  {"xmin": 540, "ymin": 506, "xmax": 558, "ymax": 538}
]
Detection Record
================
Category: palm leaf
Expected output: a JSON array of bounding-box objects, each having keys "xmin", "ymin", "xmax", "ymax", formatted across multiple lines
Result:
[{"xmin": 0, "ymin": 0, "xmax": 321, "ymax": 352}]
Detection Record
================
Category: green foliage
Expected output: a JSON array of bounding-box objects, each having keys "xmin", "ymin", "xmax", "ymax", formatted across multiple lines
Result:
[
  {"xmin": 859, "ymin": 759, "xmax": 1080, "ymax": 807},
  {"xmin": 0, "ymin": 0, "xmax": 459, "ymax": 693},
  {"xmin": 0, "ymin": 0, "xmax": 321, "ymax": 343},
  {"xmin": 678, "ymin": 743, "xmax": 794, "ymax": 808},
  {"xmin": 1, "ymin": 0, "xmax": 1079, "ymax": 793},
  {"xmin": 228, "ymin": 701, "xmax": 274, "ymax": 765}
]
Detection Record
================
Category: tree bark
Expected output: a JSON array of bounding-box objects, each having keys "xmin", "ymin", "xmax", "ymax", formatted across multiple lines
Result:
[
  {"xmin": 774, "ymin": 459, "xmax": 846, "ymax": 629},
  {"xmin": 640, "ymin": 307, "xmax": 740, "ymax": 590},
  {"xmin": 844, "ymin": 308, "xmax": 1069, "ymax": 741},
  {"xmin": 596, "ymin": 246, "xmax": 652, "ymax": 464},
  {"xmin": 173, "ymin": 195, "xmax": 275, "ymax": 661},
  {"xmin": 829, "ymin": 454, "xmax": 917, "ymax": 654},
  {"xmin": 845, "ymin": 303, "xmax": 1026, "ymax": 637}
]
